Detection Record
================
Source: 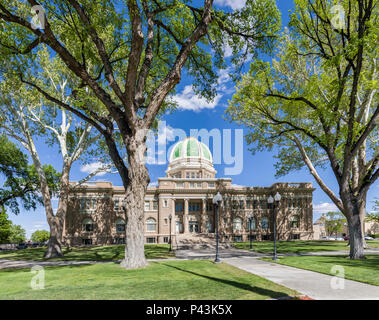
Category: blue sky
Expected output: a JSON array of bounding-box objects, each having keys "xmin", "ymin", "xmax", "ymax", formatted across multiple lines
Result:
[{"xmin": 6, "ymin": 0, "xmax": 379, "ymax": 238}]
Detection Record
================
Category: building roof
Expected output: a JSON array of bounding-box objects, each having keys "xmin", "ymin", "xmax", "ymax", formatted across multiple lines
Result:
[{"xmin": 169, "ymin": 137, "xmax": 213, "ymax": 163}]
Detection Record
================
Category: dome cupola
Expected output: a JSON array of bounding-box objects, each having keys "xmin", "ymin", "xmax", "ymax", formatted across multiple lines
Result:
[{"xmin": 166, "ymin": 137, "xmax": 216, "ymax": 178}]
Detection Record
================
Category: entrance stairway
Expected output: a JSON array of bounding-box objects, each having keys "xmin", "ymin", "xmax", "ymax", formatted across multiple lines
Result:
[{"xmin": 174, "ymin": 233, "xmax": 234, "ymax": 250}]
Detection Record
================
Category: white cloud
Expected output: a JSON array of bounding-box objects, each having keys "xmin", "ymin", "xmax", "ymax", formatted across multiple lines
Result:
[
  {"xmin": 313, "ymin": 202, "xmax": 339, "ymax": 213},
  {"xmin": 173, "ymin": 85, "xmax": 222, "ymax": 112},
  {"xmin": 148, "ymin": 181, "xmax": 158, "ymax": 187},
  {"xmin": 215, "ymin": 0, "xmax": 246, "ymax": 10},
  {"xmin": 223, "ymin": 43, "xmax": 233, "ymax": 58},
  {"xmin": 157, "ymin": 125, "xmax": 175, "ymax": 145},
  {"xmin": 80, "ymin": 162, "xmax": 109, "ymax": 177}
]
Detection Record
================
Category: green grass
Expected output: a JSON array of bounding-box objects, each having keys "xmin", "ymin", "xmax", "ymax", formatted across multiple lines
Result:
[
  {"xmin": 0, "ymin": 260, "xmax": 299, "ymax": 300},
  {"xmin": 234, "ymin": 240, "xmax": 379, "ymax": 254},
  {"xmin": 261, "ymin": 255, "xmax": 379, "ymax": 286},
  {"xmin": 0, "ymin": 244, "xmax": 175, "ymax": 261}
]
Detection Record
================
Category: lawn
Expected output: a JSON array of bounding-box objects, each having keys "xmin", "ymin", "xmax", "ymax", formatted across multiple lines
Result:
[
  {"xmin": 0, "ymin": 244, "xmax": 175, "ymax": 261},
  {"xmin": 234, "ymin": 240, "xmax": 379, "ymax": 254},
  {"xmin": 0, "ymin": 260, "xmax": 299, "ymax": 300},
  {"xmin": 261, "ymin": 255, "xmax": 379, "ymax": 286}
]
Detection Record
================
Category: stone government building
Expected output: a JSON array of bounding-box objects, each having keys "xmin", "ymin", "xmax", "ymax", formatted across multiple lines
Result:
[{"xmin": 64, "ymin": 137, "xmax": 315, "ymax": 246}]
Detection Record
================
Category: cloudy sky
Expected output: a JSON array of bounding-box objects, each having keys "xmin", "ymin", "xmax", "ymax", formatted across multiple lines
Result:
[{"xmin": 6, "ymin": 0, "xmax": 378, "ymax": 238}]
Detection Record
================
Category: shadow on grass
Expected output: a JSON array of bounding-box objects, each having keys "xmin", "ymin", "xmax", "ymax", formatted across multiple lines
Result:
[
  {"xmin": 302, "ymin": 255, "xmax": 379, "ymax": 271},
  {"xmin": 161, "ymin": 262, "xmax": 292, "ymax": 299}
]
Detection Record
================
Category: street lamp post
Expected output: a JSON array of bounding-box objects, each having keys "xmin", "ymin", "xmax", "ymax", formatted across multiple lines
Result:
[
  {"xmin": 169, "ymin": 214, "xmax": 172, "ymax": 252},
  {"xmin": 212, "ymin": 192, "xmax": 223, "ymax": 263},
  {"xmin": 248, "ymin": 214, "xmax": 254, "ymax": 250},
  {"xmin": 267, "ymin": 192, "xmax": 281, "ymax": 261}
]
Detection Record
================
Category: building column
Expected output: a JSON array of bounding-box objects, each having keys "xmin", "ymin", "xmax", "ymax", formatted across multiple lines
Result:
[
  {"xmin": 201, "ymin": 199, "xmax": 207, "ymax": 233},
  {"xmin": 184, "ymin": 198, "xmax": 189, "ymax": 233},
  {"xmin": 171, "ymin": 198, "xmax": 176, "ymax": 235}
]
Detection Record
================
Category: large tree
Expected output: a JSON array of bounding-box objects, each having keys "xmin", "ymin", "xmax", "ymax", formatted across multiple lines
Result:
[
  {"xmin": 227, "ymin": 0, "xmax": 378, "ymax": 259},
  {"xmin": 0, "ymin": 72, "xmax": 110, "ymax": 258},
  {"xmin": 0, "ymin": 0, "xmax": 280, "ymax": 268}
]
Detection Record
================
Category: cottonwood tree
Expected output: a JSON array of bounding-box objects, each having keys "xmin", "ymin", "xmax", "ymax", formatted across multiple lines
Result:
[
  {"xmin": 227, "ymin": 0, "xmax": 378, "ymax": 259},
  {"xmin": 0, "ymin": 0, "xmax": 280, "ymax": 268},
  {"xmin": 0, "ymin": 71, "xmax": 111, "ymax": 258}
]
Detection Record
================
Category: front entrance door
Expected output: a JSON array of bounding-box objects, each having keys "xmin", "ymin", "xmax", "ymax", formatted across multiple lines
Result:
[
  {"xmin": 176, "ymin": 221, "xmax": 183, "ymax": 233},
  {"xmin": 189, "ymin": 221, "xmax": 199, "ymax": 233}
]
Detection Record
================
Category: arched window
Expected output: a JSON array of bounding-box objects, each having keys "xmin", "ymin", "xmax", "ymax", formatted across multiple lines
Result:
[
  {"xmin": 290, "ymin": 215, "xmax": 300, "ymax": 229},
  {"xmin": 246, "ymin": 216, "xmax": 256, "ymax": 231},
  {"xmin": 233, "ymin": 217, "xmax": 243, "ymax": 231},
  {"xmin": 82, "ymin": 218, "xmax": 94, "ymax": 232},
  {"xmin": 261, "ymin": 217, "xmax": 269, "ymax": 230},
  {"xmin": 116, "ymin": 219, "xmax": 125, "ymax": 232},
  {"xmin": 146, "ymin": 218, "xmax": 157, "ymax": 232}
]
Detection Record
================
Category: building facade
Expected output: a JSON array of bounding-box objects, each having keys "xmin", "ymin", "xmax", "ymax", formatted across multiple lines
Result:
[{"xmin": 64, "ymin": 137, "xmax": 315, "ymax": 246}]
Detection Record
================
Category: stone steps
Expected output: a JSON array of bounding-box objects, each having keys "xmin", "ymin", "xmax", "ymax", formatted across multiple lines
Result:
[{"xmin": 174, "ymin": 233, "xmax": 234, "ymax": 250}]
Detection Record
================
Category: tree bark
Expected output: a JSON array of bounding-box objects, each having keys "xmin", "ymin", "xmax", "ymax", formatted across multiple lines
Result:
[
  {"xmin": 44, "ymin": 218, "xmax": 63, "ymax": 258},
  {"xmin": 343, "ymin": 194, "xmax": 366, "ymax": 259},
  {"xmin": 44, "ymin": 167, "xmax": 70, "ymax": 259},
  {"xmin": 358, "ymin": 191, "xmax": 368, "ymax": 248},
  {"xmin": 120, "ymin": 134, "xmax": 150, "ymax": 269}
]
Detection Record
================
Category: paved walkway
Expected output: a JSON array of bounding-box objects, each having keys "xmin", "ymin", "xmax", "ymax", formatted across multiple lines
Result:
[
  {"xmin": 224, "ymin": 256, "xmax": 379, "ymax": 300},
  {"xmin": 174, "ymin": 247, "xmax": 379, "ymax": 260}
]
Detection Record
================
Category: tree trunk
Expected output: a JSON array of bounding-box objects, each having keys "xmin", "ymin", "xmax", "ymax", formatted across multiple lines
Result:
[
  {"xmin": 44, "ymin": 166, "xmax": 70, "ymax": 259},
  {"xmin": 120, "ymin": 134, "xmax": 150, "ymax": 269},
  {"xmin": 348, "ymin": 213, "xmax": 365, "ymax": 259},
  {"xmin": 358, "ymin": 191, "xmax": 368, "ymax": 248},
  {"xmin": 44, "ymin": 218, "xmax": 63, "ymax": 258}
]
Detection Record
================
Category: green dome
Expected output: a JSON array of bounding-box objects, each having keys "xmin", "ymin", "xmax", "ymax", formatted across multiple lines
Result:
[{"xmin": 170, "ymin": 137, "xmax": 212, "ymax": 163}]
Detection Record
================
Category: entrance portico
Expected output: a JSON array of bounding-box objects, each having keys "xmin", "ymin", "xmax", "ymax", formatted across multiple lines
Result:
[{"xmin": 171, "ymin": 197, "xmax": 214, "ymax": 235}]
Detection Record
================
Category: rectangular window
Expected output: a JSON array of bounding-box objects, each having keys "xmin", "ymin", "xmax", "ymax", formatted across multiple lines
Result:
[
  {"xmin": 82, "ymin": 239, "xmax": 92, "ymax": 245},
  {"xmin": 190, "ymin": 182, "xmax": 195, "ymax": 188},
  {"xmin": 176, "ymin": 182, "xmax": 184, "ymax": 188},
  {"xmin": 116, "ymin": 238, "xmax": 125, "ymax": 244},
  {"xmin": 191, "ymin": 172, "xmax": 195, "ymax": 179},
  {"xmin": 262, "ymin": 235, "xmax": 270, "ymax": 241},
  {"xmin": 233, "ymin": 235, "xmax": 243, "ymax": 242},
  {"xmin": 146, "ymin": 237, "xmax": 156, "ymax": 244},
  {"xmin": 163, "ymin": 237, "xmax": 169, "ymax": 243},
  {"xmin": 80, "ymin": 199, "xmax": 85, "ymax": 210},
  {"xmin": 152, "ymin": 201, "xmax": 158, "ymax": 210},
  {"xmin": 175, "ymin": 203, "xmax": 183, "ymax": 212},
  {"xmin": 144, "ymin": 201, "xmax": 150, "ymax": 211},
  {"xmin": 91, "ymin": 199, "xmax": 97, "ymax": 209},
  {"xmin": 246, "ymin": 200, "xmax": 251, "ymax": 209},
  {"xmin": 253, "ymin": 200, "xmax": 257, "ymax": 209},
  {"xmin": 163, "ymin": 200, "xmax": 168, "ymax": 208},
  {"xmin": 260, "ymin": 200, "xmax": 265, "ymax": 209},
  {"xmin": 292, "ymin": 234, "xmax": 300, "ymax": 240},
  {"xmin": 114, "ymin": 199, "xmax": 119, "ymax": 211},
  {"xmin": 196, "ymin": 172, "xmax": 200, "ymax": 178},
  {"xmin": 208, "ymin": 182, "xmax": 215, "ymax": 188},
  {"xmin": 186, "ymin": 172, "xmax": 190, "ymax": 178},
  {"xmin": 239, "ymin": 201, "xmax": 244, "ymax": 209},
  {"xmin": 248, "ymin": 235, "xmax": 256, "ymax": 241}
]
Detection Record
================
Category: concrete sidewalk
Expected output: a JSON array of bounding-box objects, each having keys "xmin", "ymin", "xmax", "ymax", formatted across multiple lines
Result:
[{"xmin": 224, "ymin": 256, "xmax": 379, "ymax": 300}]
